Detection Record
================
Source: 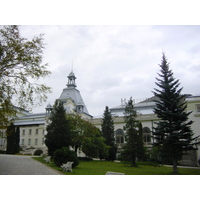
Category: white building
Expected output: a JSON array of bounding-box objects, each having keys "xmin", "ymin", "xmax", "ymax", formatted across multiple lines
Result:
[
  {"xmin": 13, "ymin": 71, "xmax": 92, "ymax": 154},
  {"xmin": 1, "ymin": 71, "xmax": 200, "ymax": 166},
  {"xmin": 92, "ymin": 95, "xmax": 200, "ymax": 166}
]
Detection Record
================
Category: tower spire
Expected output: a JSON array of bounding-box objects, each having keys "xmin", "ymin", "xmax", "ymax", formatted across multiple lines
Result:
[{"xmin": 67, "ymin": 69, "xmax": 77, "ymax": 88}]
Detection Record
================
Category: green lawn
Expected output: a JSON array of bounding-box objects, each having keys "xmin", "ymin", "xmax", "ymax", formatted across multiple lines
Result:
[{"xmin": 32, "ymin": 157, "xmax": 200, "ymax": 175}]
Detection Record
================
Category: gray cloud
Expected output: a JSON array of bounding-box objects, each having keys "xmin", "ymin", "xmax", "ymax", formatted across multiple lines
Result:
[{"xmin": 19, "ymin": 25, "xmax": 200, "ymax": 116}]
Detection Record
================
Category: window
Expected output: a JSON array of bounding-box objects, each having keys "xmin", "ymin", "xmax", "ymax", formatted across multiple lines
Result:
[
  {"xmin": 143, "ymin": 127, "xmax": 151, "ymax": 144},
  {"xmin": 28, "ymin": 139, "xmax": 31, "ymax": 145},
  {"xmin": 143, "ymin": 134, "xmax": 151, "ymax": 143},
  {"xmin": 115, "ymin": 129, "xmax": 124, "ymax": 144},
  {"xmin": 29, "ymin": 129, "xmax": 32, "ymax": 135},
  {"xmin": 35, "ymin": 129, "xmax": 38, "ymax": 135},
  {"xmin": 22, "ymin": 129, "xmax": 25, "ymax": 135},
  {"xmin": 196, "ymin": 104, "xmax": 200, "ymax": 113},
  {"xmin": 22, "ymin": 139, "xmax": 24, "ymax": 145},
  {"xmin": 35, "ymin": 138, "xmax": 38, "ymax": 145}
]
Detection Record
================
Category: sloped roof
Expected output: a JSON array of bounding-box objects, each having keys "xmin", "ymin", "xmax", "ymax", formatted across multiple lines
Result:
[
  {"xmin": 14, "ymin": 112, "xmax": 46, "ymax": 126},
  {"xmin": 57, "ymin": 87, "xmax": 89, "ymax": 115}
]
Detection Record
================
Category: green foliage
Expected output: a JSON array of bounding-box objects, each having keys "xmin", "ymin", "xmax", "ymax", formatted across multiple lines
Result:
[
  {"xmin": 122, "ymin": 97, "xmax": 146, "ymax": 166},
  {"xmin": 81, "ymin": 120, "xmax": 109, "ymax": 158},
  {"xmin": 53, "ymin": 147, "xmax": 79, "ymax": 167},
  {"xmin": 137, "ymin": 122, "xmax": 147, "ymax": 161},
  {"xmin": 153, "ymin": 53, "xmax": 196, "ymax": 174},
  {"xmin": 101, "ymin": 106, "xmax": 117, "ymax": 160},
  {"xmin": 34, "ymin": 149, "xmax": 43, "ymax": 156},
  {"xmin": 65, "ymin": 114, "xmax": 86, "ymax": 153},
  {"xmin": 66, "ymin": 114, "xmax": 109, "ymax": 159},
  {"xmin": 45, "ymin": 101, "xmax": 71, "ymax": 156},
  {"xmin": 0, "ymin": 25, "xmax": 51, "ymax": 127},
  {"xmin": 6, "ymin": 123, "xmax": 19, "ymax": 154}
]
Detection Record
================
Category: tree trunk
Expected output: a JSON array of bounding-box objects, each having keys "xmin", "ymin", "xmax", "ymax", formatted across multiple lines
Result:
[{"xmin": 173, "ymin": 157, "xmax": 178, "ymax": 174}]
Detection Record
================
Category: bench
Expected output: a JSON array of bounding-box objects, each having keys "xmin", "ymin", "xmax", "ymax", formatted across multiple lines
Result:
[
  {"xmin": 43, "ymin": 156, "xmax": 51, "ymax": 163},
  {"xmin": 106, "ymin": 171, "xmax": 125, "ymax": 175},
  {"xmin": 61, "ymin": 162, "xmax": 74, "ymax": 172}
]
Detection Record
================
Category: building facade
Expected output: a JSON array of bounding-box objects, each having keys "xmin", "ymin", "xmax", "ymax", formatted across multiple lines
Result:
[
  {"xmin": 1, "ymin": 71, "xmax": 200, "ymax": 166},
  {"xmin": 92, "ymin": 95, "xmax": 200, "ymax": 166},
  {"xmin": 13, "ymin": 71, "xmax": 92, "ymax": 154}
]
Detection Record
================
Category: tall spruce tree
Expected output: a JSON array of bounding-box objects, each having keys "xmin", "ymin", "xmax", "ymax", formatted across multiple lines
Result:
[
  {"xmin": 45, "ymin": 100, "xmax": 71, "ymax": 156},
  {"xmin": 101, "ymin": 106, "xmax": 117, "ymax": 160},
  {"xmin": 122, "ymin": 97, "xmax": 145, "ymax": 166},
  {"xmin": 153, "ymin": 53, "xmax": 196, "ymax": 174}
]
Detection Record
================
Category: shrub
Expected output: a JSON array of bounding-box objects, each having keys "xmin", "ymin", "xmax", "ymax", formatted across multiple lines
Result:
[
  {"xmin": 34, "ymin": 149, "xmax": 43, "ymax": 156},
  {"xmin": 0, "ymin": 150, "xmax": 6, "ymax": 154},
  {"xmin": 53, "ymin": 147, "xmax": 79, "ymax": 167}
]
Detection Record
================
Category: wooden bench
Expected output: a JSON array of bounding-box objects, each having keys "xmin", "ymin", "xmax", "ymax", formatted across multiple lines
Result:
[
  {"xmin": 106, "ymin": 171, "xmax": 125, "ymax": 175},
  {"xmin": 61, "ymin": 162, "xmax": 74, "ymax": 172},
  {"xmin": 43, "ymin": 156, "xmax": 51, "ymax": 163}
]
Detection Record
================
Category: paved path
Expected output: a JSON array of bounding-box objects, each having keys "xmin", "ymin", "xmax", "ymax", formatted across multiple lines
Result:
[
  {"xmin": 0, "ymin": 154, "xmax": 62, "ymax": 175},
  {"xmin": 164, "ymin": 164, "xmax": 200, "ymax": 169}
]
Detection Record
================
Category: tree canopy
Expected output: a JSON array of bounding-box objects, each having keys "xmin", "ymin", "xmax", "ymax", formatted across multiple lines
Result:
[
  {"xmin": 45, "ymin": 101, "xmax": 71, "ymax": 156},
  {"xmin": 152, "ymin": 53, "xmax": 196, "ymax": 174},
  {"xmin": 101, "ymin": 106, "xmax": 117, "ymax": 160},
  {"xmin": 122, "ymin": 97, "xmax": 145, "ymax": 166},
  {"xmin": 0, "ymin": 25, "xmax": 51, "ymax": 127},
  {"xmin": 66, "ymin": 113, "xmax": 109, "ymax": 159}
]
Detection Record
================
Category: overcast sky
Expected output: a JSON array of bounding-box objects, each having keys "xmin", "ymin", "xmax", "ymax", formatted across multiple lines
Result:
[{"xmin": 18, "ymin": 25, "xmax": 200, "ymax": 116}]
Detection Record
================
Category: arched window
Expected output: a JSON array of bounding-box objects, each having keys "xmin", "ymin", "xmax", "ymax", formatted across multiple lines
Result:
[
  {"xmin": 143, "ymin": 127, "xmax": 151, "ymax": 144},
  {"xmin": 115, "ymin": 129, "xmax": 124, "ymax": 144}
]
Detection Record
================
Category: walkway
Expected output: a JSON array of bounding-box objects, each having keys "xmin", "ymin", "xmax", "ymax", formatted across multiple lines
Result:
[
  {"xmin": 164, "ymin": 164, "xmax": 200, "ymax": 169},
  {"xmin": 0, "ymin": 154, "xmax": 62, "ymax": 175}
]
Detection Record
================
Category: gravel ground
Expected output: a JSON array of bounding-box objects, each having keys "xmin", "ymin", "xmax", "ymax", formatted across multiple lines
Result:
[{"xmin": 0, "ymin": 154, "xmax": 62, "ymax": 175}]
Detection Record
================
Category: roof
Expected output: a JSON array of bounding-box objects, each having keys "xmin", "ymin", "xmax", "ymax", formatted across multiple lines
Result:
[
  {"xmin": 110, "ymin": 97, "xmax": 157, "ymax": 116},
  {"xmin": 68, "ymin": 71, "xmax": 75, "ymax": 77},
  {"xmin": 57, "ymin": 87, "xmax": 90, "ymax": 115},
  {"xmin": 14, "ymin": 112, "xmax": 46, "ymax": 126}
]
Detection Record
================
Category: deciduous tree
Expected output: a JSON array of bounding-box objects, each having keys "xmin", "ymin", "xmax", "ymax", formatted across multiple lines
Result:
[
  {"xmin": 66, "ymin": 114, "xmax": 109, "ymax": 159},
  {"xmin": 0, "ymin": 25, "xmax": 51, "ymax": 127}
]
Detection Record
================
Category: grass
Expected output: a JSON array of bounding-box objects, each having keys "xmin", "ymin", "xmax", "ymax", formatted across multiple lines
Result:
[{"xmin": 32, "ymin": 157, "xmax": 200, "ymax": 175}]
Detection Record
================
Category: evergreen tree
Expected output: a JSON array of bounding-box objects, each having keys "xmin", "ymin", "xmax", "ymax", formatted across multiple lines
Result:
[
  {"xmin": 101, "ymin": 106, "xmax": 117, "ymax": 160},
  {"xmin": 122, "ymin": 97, "xmax": 145, "ymax": 166},
  {"xmin": 137, "ymin": 122, "xmax": 146, "ymax": 161},
  {"xmin": 45, "ymin": 100, "xmax": 71, "ymax": 156},
  {"xmin": 6, "ymin": 123, "xmax": 19, "ymax": 154},
  {"xmin": 153, "ymin": 53, "xmax": 196, "ymax": 174}
]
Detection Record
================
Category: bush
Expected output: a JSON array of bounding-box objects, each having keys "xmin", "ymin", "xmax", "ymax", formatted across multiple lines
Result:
[
  {"xmin": 53, "ymin": 147, "xmax": 79, "ymax": 167},
  {"xmin": 34, "ymin": 149, "xmax": 43, "ymax": 156},
  {"xmin": 0, "ymin": 150, "xmax": 6, "ymax": 154}
]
